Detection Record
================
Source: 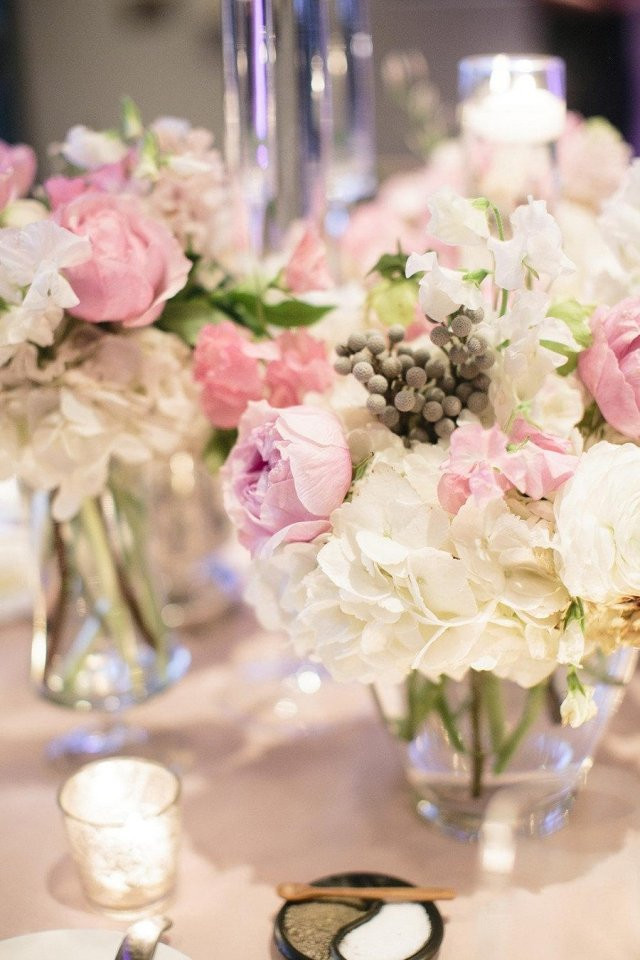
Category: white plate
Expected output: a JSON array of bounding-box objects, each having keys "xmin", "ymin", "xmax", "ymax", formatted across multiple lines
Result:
[{"xmin": 0, "ymin": 929, "xmax": 190, "ymax": 960}]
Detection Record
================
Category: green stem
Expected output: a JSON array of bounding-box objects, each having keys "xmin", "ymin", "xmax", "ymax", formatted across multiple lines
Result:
[
  {"xmin": 470, "ymin": 670, "xmax": 485, "ymax": 799},
  {"xmin": 493, "ymin": 682, "xmax": 546, "ymax": 774},
  {"xmin": 107, "ymin": 482, "xmax": 167, "ymax": 668},
  {"xmin": 67, "ymin": 498, "xmax": 144, "ymax": 697},
  {"xmin": 435, "ymin": 680, "xmax": 466, "ymax": 753},
  {"xmin": 489, "ymin": 202, "xmax": 510, "ymax": 317},
  {"xmin": 481, "ymin": 672, "xmax": 506, "ymax": 754},
  {"xmin": 44, "ymin": 521, "xmax": 71, "ymax": 680}
]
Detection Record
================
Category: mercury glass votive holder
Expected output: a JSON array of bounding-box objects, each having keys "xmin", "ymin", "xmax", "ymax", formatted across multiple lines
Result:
[
  {"xmin": 58, "ymin": 757, "xmax": 181, "ymax": 916},
  {"xmin": 458, "ymin": 53, "xmax": 566, "ymax": 210}
]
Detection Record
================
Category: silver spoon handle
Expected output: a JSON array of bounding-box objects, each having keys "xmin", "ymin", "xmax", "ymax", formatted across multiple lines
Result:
[{"xmin": 114, "ymin": 916, "xmax": 173, "ymax": 960}]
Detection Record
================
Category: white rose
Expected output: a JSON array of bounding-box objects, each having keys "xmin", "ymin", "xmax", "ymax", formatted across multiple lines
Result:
[{"xmin": 554, "ymin": 442, "xmax": 640, "ymax": 603}]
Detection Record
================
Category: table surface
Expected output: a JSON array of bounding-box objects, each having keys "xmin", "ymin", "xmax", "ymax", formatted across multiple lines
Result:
[{"xmin": 2, "ymin": 605, "xmax": 640, "ymax": 959}]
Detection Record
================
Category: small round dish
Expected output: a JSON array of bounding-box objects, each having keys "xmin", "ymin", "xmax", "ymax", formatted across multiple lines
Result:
[{"xmin": 274, "ymin": 871, "xmax": 444, "ymax": 960}]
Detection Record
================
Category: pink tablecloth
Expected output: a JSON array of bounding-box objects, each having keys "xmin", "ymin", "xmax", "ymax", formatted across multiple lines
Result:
[{"xmin": 2, "ymin": 607, "xmax": 640, "ymax": 958}]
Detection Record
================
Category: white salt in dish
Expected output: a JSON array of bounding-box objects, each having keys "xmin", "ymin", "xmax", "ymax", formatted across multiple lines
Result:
[
  {"xmin": 335, "ymin": 903, "xmax": 432, "ymax": 960},
  {"xmin": 274, "ymin": 871, "xmax": 444, "ymax": 960}
]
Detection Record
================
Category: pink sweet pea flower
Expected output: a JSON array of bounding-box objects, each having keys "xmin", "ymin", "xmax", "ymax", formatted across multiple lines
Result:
[
  {"xmin": 0, "ymin": 141, "xmax": 36, "ymax": 211},
  {"xmin": 55, "ymin": 192, "xmax": 190, "ymax": 327},
  {"xmin": 283, "ymin": 224, "xmax": 334, "ymax": 292},
  {"xmin": 194, "ymin": 321, "xmax": 276, "ymax": 429},
  {"xmin": 266, "ymin": 330, "xmax": 334, "ymax": 407},
  {"xmin": 222, "ymin": 401, "xmax": 352, "ymax": 557},
  {"xmin": 45, "ymin": 159, "xmax": 131, "ymax": 209},
  {"xmin": 578, "ymin": 297, "xmax": 640, "ymax": 439},
  {"xmin": 501, "ymin": 419, "xmax": 578, "ymax": 501},
  {"xmin": 438, "ymin": 421, "xmax": 577, "ymax": 515},
  {"xmin": 438, "ymin": 424, "xmax": 512, "ymax": 514}
]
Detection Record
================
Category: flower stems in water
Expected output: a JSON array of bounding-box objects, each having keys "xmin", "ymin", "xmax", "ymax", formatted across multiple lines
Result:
[{"xmin": 469, "ymin": 670, "xmax": 485, "ymax": 799}]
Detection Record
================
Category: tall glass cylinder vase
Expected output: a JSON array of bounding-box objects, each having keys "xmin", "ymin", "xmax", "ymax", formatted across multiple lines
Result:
[
  {"xmin": 29, "ymin": 469, "xmax": 190, "ymax": 760},
  {"xmin": 458, "ymin": 54, "xmax": 566, "ymax": 213},
  {"xmin": 222, "ymin": 0, "xmax": 332, "ymax": 254},
  {"xmin": 325, "ymin": 0, "xmax": 376, "ymax": 237}
]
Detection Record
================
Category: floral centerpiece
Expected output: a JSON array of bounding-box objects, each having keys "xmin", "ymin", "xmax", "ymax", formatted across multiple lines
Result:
[
  {"xmin": 0, "ymin": 101, "xmax": 335, "ymax": 719},
  {"xmin": 222, "ymin": 179, "xmax": 640, "ymax": 837}
]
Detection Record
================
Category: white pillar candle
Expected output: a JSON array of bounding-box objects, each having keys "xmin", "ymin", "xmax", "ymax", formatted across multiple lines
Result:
[
  {"xmin": 58, "ymin": 757, "xmax": 181, "ymax": 915},
  {"xmin": 458, "ymin": 54, "xmax": 566, "ymax": 209}
]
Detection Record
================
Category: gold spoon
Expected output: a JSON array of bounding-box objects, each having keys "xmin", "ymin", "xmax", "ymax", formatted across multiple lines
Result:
[{"xmin": 277, "ymin": 882, "xmax": 456, "ymax": 902}]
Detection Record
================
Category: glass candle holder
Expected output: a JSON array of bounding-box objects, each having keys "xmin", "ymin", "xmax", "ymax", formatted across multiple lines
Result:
[
  {"xmin": 458, "ymin": 54, "xmax": 566, "ymax": 211},
  {"xmin": 58, "ymin": 757, "xmax": 181, "ymax": 916}
]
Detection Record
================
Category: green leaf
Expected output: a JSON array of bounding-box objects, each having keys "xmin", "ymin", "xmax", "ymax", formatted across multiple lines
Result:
[
  {"xmin": 202, "ymin": 428, "xmax": 238, "ymax": 471},
  {"xmin": 156, "ymin": 296, "xmax": 223, "ymax": 345},
  {"xmin": 352, "ymin": 455, "xmax": 372, "ymax": 483},
  {"xmin": 547, "ymin": 299, "xmax": 594, "ymax": 349},
  {"xmin": 261, "ymin": 298, "xmax": 333, "ymax": 328},
  {"xmin": 368, "ymin": 251, "xmax": 410, "ymax": 281},
  {"xmin": 539, "ymin": 339, "xmax": 578, "ymax": 376}
]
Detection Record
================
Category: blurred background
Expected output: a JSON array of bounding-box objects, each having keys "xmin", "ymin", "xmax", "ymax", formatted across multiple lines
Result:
[{"xmin": 1, "ymin": 0, "xmax": 639, "ymax": 172}]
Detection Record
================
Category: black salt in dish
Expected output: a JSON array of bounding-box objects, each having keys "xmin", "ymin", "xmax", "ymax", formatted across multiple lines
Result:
[{"xmin": 274, "ymin": 872, "xmax": 444, "ymax": 960}]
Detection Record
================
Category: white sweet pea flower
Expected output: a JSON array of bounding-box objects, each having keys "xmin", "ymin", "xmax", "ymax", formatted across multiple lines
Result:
[
  {"xmin": 406, "ymin": 251, "xmax": 485, "ymax": 323},
  {"xmin": 489, "ymin": 290, "xmax": 584, "ymax": 435},
  {"xmin": 0, "ymin": 219, "xmax": 91, "ymax": 293},
  {"xmin": 488, "ymin": 198, "xmax": 575, "ymax": 290},
  {"xmin": 58, "ymin": 124, "xmax": 128, "ymax": 169},
  {"xmin": 560, "ymin": 675, "xmax": 597, "ymax": 728},
  {"xmin": 426, "ymin": 188, "xmax": 490, "ymax": 246},
  {"xmin": 554, "ymin": 442, "xmax": 640, "ymax": 604}
]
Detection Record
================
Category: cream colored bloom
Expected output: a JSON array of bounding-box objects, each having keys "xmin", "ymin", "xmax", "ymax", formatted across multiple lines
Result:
[
  {"xmin": 554, "ymin": 442, "xmax": 640, "ymax": 604},
  {"xmin": 560, "ymin": 680, "xmax": 597, "ymax": 728}
]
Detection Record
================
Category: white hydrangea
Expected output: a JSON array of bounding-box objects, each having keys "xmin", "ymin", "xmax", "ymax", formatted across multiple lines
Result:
[
  {"xmin": 0, "ymin": 326, "xmax": 204, "ymax": 520},
  {"xmin": 554, "ymin": 442, "xmax": 640, "ymax": 604}
]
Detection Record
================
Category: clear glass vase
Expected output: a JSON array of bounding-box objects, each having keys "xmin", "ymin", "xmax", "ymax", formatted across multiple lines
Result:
[
  {"xmin": 375, "ymin": 646, "xmax": 638, "ymax": 841},
  {"xmin": 29, "ymin": 470, "xmax": 190, "ymax": 759}
]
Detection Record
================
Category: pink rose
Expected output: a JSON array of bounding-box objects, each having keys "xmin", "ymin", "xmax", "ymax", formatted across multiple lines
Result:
[
  {"xmin": 194, "ymin": 321, "xmax": 276, "ymax": 429},
  {"xmin": 222, "ymin": 401, "xmax": 352, "ymax": 557},
  {"xmin": 55, "ymin": 192, "xmax": 190, "ymax": 326},
  {"xmin": 283, "ymin": 224, "xmax": 333, "ymax": 292},
  {"xmin": 266, "ymin": 330, "xmax": 334, "ymax": 407},
  {"xmin": 0, "ymin": 141, "xmax": 36, "ymax": 211},
  {"xmin": 579, "ymin": 298, "xmax": 640, "ymax": 439},
  {"xmin": 438, "ymin": 422, "xmax": 577, "ymax": 515}
]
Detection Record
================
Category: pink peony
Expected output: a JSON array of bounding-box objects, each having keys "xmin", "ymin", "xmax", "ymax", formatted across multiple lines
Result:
[
  {"xmin": 0, "ymin": 141, "xmax": 36, "ymax": 211},
  {"xmin": 578, "ymin": 298, "xmax": 640, "ymax": 439},
  {"xmin": 194, "ymin": 321, "xmax": 275, "ymax": 429},
  {"xmin": 55, "ymin": 192, "xmax": 191, "ymax": 326},
  {"xmin": 438, "ymin": 422, "xmax": 577, "ymax": 515},
  {"xmin": 222, "ymin": 401, "xmax": 352, "ymax": 557},
  {"xmin": 266, "ymin": 330, "xmax": 334, "ymax": 407},
  {"xmin": 283, "ymin": 224, "xmax": 333, "ymax": 292}
]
